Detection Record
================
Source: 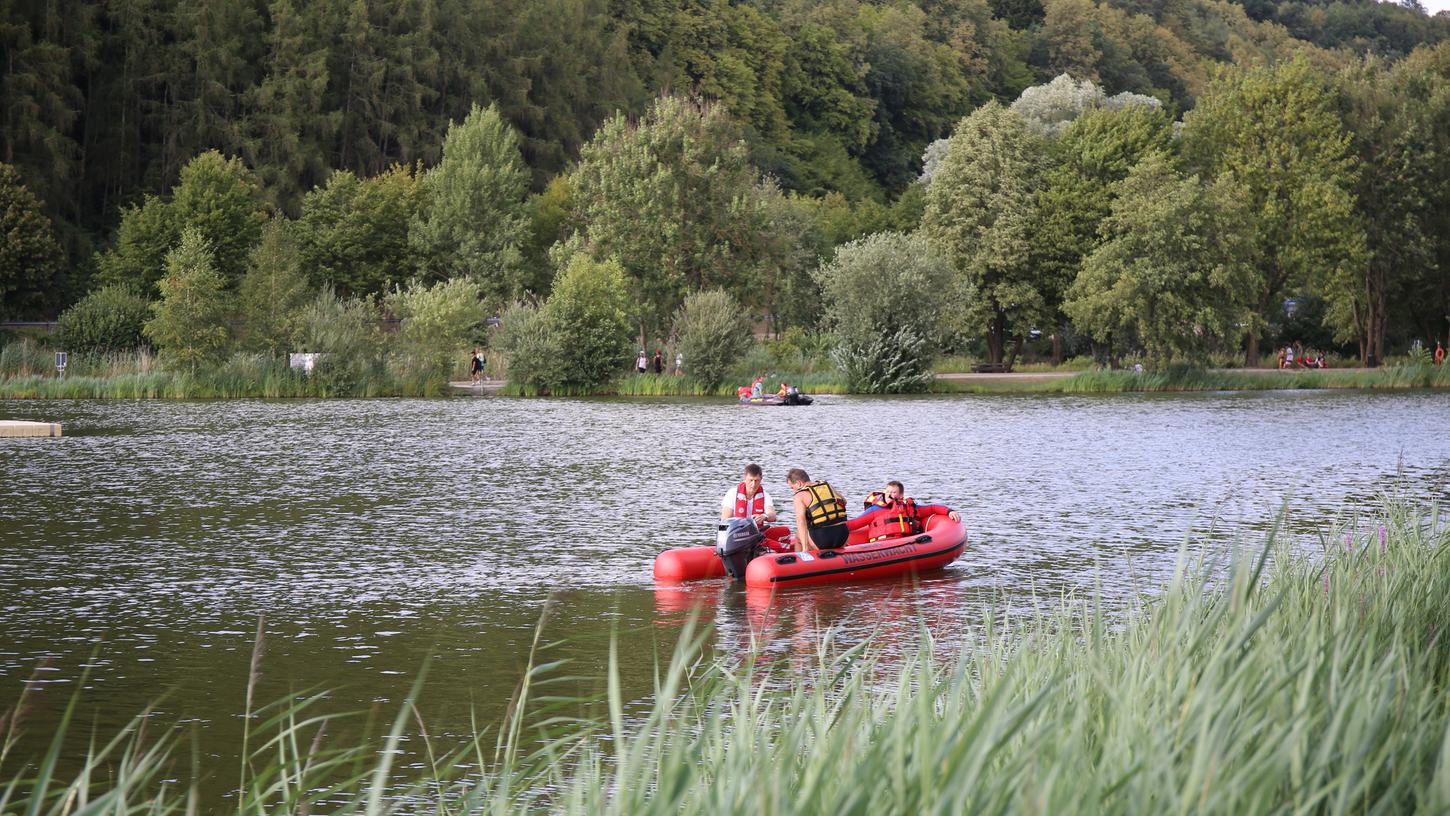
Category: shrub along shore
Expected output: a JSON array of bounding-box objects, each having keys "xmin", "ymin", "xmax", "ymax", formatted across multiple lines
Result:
[{"xmin": 4, "ymin": 500, "xmax": 1447, "ymax": 813}]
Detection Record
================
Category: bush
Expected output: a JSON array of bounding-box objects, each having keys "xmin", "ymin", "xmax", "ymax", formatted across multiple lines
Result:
[
  {"xmin": 299, "ymin": 289, "xmax": 383, "ymax": 395},
  {"xmin": 542, "ymin": 255, "xmax": 632, "ymax": 391},
  {"xmin": 56, "ymin": 285, "xmax": 154, "ymax": 355},
  {"xmin": 673, "ymin": 289, "xmax": 752, "ymax": 389},
  {"xmin": 384, "ymin": 277, "xmax": 485, "ymax": 376},
  {"xmin": 494, "ymin": 300, "xmax": 558, "ymax": 391},
  {"xmin": 831, "ymin": 327, "xmax": 937, "ymax": 393}
]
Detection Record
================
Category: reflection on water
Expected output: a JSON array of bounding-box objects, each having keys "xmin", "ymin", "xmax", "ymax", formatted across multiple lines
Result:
[{"xmin": 1, "ymin": 391, "xmax": 1447, "ymax": 788}]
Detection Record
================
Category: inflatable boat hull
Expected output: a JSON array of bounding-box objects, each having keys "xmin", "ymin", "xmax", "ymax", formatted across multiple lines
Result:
[
  {"xmin": 744, "ymin": 515, "xmax": 966, "ymax": 587},
  {"xmin": 652, "ymin": 516, "xmax": 966, "ymax": 587}
]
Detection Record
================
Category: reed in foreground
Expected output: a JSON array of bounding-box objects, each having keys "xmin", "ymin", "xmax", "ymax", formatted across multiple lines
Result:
[{"xmin": 4, "ymin": 499, "xmax": 1447, "ymax": 813}]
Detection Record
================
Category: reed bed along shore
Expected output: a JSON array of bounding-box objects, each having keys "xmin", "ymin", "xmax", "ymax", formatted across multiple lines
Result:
[
  {"xmin": 4, "ymin": 499, "xmax": 1447, "ymax": 814},
  {"xmin": 937, "ymin": 364, "xmax": 1450, "ymax": 394}
]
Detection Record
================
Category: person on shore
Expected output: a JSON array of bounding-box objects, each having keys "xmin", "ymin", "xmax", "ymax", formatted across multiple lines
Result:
[
  {"xmin": 786, "ymin": 468, "xmax": 849, "ymax": 552},
  {"xmin": 675, "ymin": 351, "xmax": 683, "ymax": 375},
  {"xmin": 849, "ymin": 480, "xmax": 962, "ymax": 542},
  {"xmin": 1276, "ymin": 347, "xmax": 1287, "ymax": 370},
  {"xmin": 653, "ymin": 348, "xmax": 664, "ymax": 374},
  {"xmin": 470, "ymin": 348, "xmax": 484, "ymax": 383},
  {"xmin": 636, "ymin": 350, "xmax": 647, "ymax": 374},
  {"xmin": 1436, "ymin": 342, "xmax": 1445, "ymax": 366}
]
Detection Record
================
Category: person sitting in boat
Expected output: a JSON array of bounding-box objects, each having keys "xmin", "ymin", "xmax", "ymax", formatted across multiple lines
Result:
[
  {"xmin": 786, "ymin": 468, "xmax": 849, "ymax": 552},
  {"xmin": 777, "ymin": 381, "xmax": 790, "ymax": 399},
  {"xmin": 751, "ymin": 376, "xmax": 765, "ymax": 398},
  {"xmin": 848, "ymin": 480, "xmax": 963, "ymax": 542},
  {"xmin": 720, "ymin": 463, "xmax": 777, "ymax": 529}
]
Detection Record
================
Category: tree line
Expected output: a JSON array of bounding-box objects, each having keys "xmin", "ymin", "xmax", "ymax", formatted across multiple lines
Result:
[{"xmin": 2, "ymin": 0, "xmax": 1449, "ymax": 384}]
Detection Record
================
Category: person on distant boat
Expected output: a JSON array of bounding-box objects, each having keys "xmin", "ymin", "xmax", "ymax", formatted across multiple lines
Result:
[
  {"xmin": 849, "ymin": 481, "xmax": 962, "ymax": 542},
  {"xmin": 786, "ymin": 468, "xmax": 849, "ymax": 552},
  {"xmin": 777, "ymin": 381, "xmax": 790, "ymax": 399},
  {"xmin": 751, "ymin": 376, "xmax": 765, "ymax": 398}
]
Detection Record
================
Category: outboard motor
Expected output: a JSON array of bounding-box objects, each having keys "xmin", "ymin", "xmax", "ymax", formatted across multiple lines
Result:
[{"xmin": 717, "ymin": 517, "xmax": 765, "ymax": 581}]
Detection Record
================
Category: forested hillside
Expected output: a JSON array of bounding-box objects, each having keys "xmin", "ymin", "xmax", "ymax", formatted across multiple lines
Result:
[{"xmin": 2, "ymin": 0, "xmax": 1448, "ymax": 372}]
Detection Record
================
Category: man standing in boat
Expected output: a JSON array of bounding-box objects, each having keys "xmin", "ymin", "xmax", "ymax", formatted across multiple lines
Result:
[{"xmin": 786, "ymin": 468, "xmax": 850, "ymax": 552}]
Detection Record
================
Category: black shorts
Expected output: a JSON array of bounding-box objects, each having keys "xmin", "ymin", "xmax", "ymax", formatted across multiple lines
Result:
[{"xmin": 811, "ymin": 523, "xmax": 849, "ymax": 551}]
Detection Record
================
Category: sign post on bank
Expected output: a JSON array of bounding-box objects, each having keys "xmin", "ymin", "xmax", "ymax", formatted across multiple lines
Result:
[{"xmin": 55, "ymin": 351, "xmax": 67, "ymax": 377}]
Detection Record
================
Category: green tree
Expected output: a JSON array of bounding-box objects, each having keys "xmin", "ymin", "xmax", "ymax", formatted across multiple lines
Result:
[
  {"xmin": 144, "ymin": 228, "xmax": 230, "ymax": 373},
  {"xmin": 56, "ymin": 285, "xmax": 153, "ymax": 355},
  {"xmin": 94, "ymin": 150, "xmax": 268, "ymax": 295},
  {"xmin": 294, "ymin": 164, "xmax": 427, "ymax": 298},
  {"xmin": 298, "ymin": 288, "xmax": 384, "ymax": 395},
  {"xmin": 1182, "ymin": 60, "xmax": 1366, "ymax": 365},
  {"xmin": 1064, "ymin": 156, "xmax": 1258, "ymax": 369},
  {"xmin": 1322, "ymin": 57, "xmax": 1438, "ymax": 365},
  {"xmin": 541, "ymin": 254, "xmax": 633, "ymax": 391},
  {"xmin": 566, "ymin": 95, "xmax": 785, "ymax": 340},
  {"xmin": 920, "ymin": 101, "xmax": 1046, "ymax": 366},
  {"xmin": 384, "ymin": 277, "xmax": 486, "ymax": 376},
  {"xmin": 671, "ymin": 289, "xmax": 752, "ymax": 389},
  {"xmin": 409, "ymin": 103, "xmax": 530, "ymax": 300},
  {"xmin": 815, "ymin": 231, "xmax": 952, "ymax": 392},
  {"xmin": 0, "ymin": 163, "xmax": 66, "ymax": 319},
  {"xmin": 238, "ymin": 218, "xmax": 312, "ymax": 356}
]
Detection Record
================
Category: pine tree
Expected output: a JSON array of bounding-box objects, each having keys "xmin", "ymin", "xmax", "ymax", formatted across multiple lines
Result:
[{"xmin": 144, "ymin": 227, "xmax": 230, "ymax": 373}]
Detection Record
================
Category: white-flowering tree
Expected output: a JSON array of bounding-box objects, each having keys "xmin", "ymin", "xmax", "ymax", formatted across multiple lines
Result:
[{"xmin": 1011, "ymin": 73, "xmax": 1161, "ymax": 137}]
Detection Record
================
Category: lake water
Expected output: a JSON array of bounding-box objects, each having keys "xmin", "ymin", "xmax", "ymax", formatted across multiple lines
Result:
[{"xmin": 1, "ymin": 391, "xmax": 1447, "ymax": 795}]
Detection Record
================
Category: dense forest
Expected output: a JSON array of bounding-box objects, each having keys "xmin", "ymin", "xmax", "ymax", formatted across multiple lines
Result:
[{"xmin": 2, "ymin": 0, "xmax": 1448, "ymax": 371}]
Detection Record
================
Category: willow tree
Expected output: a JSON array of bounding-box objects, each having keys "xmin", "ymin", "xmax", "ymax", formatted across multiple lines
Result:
[
  {"xmin": 1181, "ymin": 60, "xmax": 1365, "ymax": 366},
  {"xmin": 920, "ymin": 101, "xmax": 1046, "ymax": 367}
]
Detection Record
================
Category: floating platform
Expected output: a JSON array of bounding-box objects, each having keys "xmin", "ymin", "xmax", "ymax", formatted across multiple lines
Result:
[{"xmin": 0, "ymin": 420, "xmax": 63, "ymax": 438}]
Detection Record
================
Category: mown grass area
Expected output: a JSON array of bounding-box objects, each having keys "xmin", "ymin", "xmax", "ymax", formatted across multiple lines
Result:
[
  {"xmin": 5, "ymin": 499, "xmax": 1448, "ymax": 813},
  {"xmin": 935, "ymin": 364, "xmax": 1450, "ymax": 394}
]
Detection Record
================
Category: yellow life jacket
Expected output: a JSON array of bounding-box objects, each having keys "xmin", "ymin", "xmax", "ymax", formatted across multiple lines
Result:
[{"xmin": 795, "ymin": 480, "xmax": 847, "ymax": 528}]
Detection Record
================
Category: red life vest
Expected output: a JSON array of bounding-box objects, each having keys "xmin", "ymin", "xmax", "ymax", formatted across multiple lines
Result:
[
  {"xmin": 865, "ymin": 495, "xmax": 920, "ymax": 542},
  {"xmin": 733, "ymin": 483, "xmax": 767, "ymax": 518}
]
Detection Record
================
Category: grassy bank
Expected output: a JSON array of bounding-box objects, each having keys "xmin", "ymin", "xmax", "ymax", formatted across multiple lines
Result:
[
  {"xmin": 5, "ymin": 500, "xmax": 1448, "ymax": 813},
  {"xmin": 936, "ymin": 363, "xmax": 1450, "ymax": 393},
  {"xmin": 0, "ymin": 345, "xmax": 450, "ymax": 399}
]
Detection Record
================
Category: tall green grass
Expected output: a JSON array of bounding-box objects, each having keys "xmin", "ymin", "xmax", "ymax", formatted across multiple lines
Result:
[
  {"xmin": 4, "ymin": 499, "xmax": 1448, "ymax": 813},
  {"xmin": 936, "ymin": 363, "xmax": 1450, "ymax": 393},
  {"xmin": 0, "ymin": 345, "xmax": 450, "ymax": 399}
]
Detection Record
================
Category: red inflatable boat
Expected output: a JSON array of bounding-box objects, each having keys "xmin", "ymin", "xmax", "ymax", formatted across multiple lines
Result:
[{"xmin": 652, "ymin": 514, "xmax": 966, "ymax": 588}]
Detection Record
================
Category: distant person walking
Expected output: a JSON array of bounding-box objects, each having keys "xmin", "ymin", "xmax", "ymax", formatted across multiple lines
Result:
[
  {"xmin": 653, "ymin": 348, "xmax": 664, "ymax": 374},
  {"xmin": 674, "ymin": 351, "xmax": 683, "ymax": 375},
  {"xmin": 470, "ymin": 349, "xmax": 484, "ymax": 383},
  {"xmin": 1436, "ymin": 341, "xmax": 1445, "ymax": 366},
  {"xmin": 636, "ymin": 350, "xmax": 647, "ymax": 374}
]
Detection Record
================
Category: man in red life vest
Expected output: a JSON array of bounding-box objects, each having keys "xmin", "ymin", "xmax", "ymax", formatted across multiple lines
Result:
[
  {"xmin": 718, "ymin": 463, "xmax": 782, "ymax": 553},
  {"xmin": 720, "ymin": 463, "xmax": 777, "ymax": 528},
  {"xmin": 848, "ymin": 480, "xmax": 963, "ymax": 543}
]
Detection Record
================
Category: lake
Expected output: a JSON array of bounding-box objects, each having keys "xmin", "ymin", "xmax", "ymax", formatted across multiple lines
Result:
[{"xmin": 1, "ymin": 391, "xmax": 1446, "ymax": 796}]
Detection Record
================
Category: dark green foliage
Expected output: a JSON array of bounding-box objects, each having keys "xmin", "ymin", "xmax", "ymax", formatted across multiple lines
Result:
[
  {"xmin": 0, "ymin": 163, "xmax": 66, "ymax": 319},
  {"xmin": 238, "ymin": 219, "xmax": 312, "ymax": 356},
  {"xmin": 294, "ymin": 165, "xmax": 426, "ymax": 298},
  {"xmin": 831, "ymin": 327, "xmax": 937, "ymax": 393},
  {"xmin": 93, "ymin": 151, "xmax": 268, "ymax": 295},
  {"xmin": 55, "ymin": 286, "xmax": 153, "ymax": 355}
]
